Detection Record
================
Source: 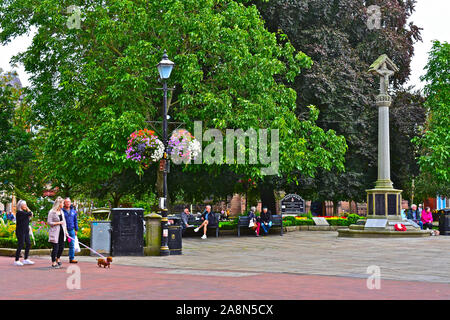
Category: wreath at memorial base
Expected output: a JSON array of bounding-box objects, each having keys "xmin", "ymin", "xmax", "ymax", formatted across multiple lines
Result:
[{"xmin": 394, "ymin": 223, "xmax": 407, "ymax": 232}]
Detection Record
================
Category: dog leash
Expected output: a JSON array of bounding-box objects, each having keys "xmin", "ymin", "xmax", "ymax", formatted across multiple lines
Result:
[{"xmin": 67, "ymin": 235, "xmax": 106, "ymax": 259}]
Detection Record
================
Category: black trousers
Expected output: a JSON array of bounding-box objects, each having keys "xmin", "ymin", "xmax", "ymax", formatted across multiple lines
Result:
[
  {"xmin": 15, "ymin": 229, "xmax": 31, "ymax": 261},
  {"xmin": 51, "ymin": 229, "xmax": 65, "ymax": 262},
  {"xmin": 423, "ymin": 223, "xmax": 433, "ymax": 230}
]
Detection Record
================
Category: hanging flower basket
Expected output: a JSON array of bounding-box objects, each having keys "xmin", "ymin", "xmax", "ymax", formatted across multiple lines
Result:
[
  {"xmin": 126, "ymin": 129, "xmax": 164, "ymax": 167},
  {"xmin": 168, "ymin": 129, "xmax": 201, "ymax": 164}
]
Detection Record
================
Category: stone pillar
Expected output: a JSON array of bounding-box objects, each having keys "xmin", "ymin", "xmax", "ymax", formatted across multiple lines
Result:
[
  {"xmin": 144, "ymin": 213, "xmax": 162, "ymax": 256},
  {"xmin": 375, "ymin": 96, "xmax": 393, "ymax": 189}
]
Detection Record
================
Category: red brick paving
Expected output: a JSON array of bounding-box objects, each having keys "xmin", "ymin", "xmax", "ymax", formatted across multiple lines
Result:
[{"xmin": 1, "ymin": 256, "xmax": 449, "ymax": 300}]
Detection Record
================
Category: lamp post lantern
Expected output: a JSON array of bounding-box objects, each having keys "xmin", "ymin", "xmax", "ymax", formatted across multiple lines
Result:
[{"xmin": 157, "ymin": 50, "xmax": 174, "ymax": 256}]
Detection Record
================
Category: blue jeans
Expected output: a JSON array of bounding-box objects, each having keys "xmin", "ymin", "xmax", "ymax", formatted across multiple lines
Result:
[
  {"xmin": 261, "ymin": 222, "xmax": 272, "ymax": 234},
  {"xmin": 68, "ymin": 229, "xmax": 76, "ymax": 260},
  {"xmin": 412, "ymin": 220, "xmax": 423, "ymax": 229}
]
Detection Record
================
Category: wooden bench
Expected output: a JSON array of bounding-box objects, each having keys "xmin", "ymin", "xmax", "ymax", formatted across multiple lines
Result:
[{"xmin": 237, "ymin": 215, "xmax": 283, "ymax": 237}]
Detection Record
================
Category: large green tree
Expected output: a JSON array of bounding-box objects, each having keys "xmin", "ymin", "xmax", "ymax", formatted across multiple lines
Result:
[
  {"xmin": 390, "ymin": 88, "xmax": 426, "ymax": 201},
  {"xmin": 0, "ymin": 0, "xmax": 347, "ymax": 206},
  {"xmin": 255, "ymin": 0, "xmax": 422, "ymax": 208},
  {"xmin": 0, "ymin": 71, "xmax": 44, "ymax": 209},
  {"xmin": 413, "ymin": 41, "xmax": 450, "ymax": 184}
]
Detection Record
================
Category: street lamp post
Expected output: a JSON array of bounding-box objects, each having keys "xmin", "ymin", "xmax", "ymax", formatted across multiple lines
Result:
[{"xmin": 157, "ymin": 50, "xmax": 174, "ymax": 256}]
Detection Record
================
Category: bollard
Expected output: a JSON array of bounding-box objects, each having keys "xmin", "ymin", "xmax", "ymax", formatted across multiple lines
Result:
[{"xmin": 144, "ymin": 213, "xmax": 162, "ymax": 256}]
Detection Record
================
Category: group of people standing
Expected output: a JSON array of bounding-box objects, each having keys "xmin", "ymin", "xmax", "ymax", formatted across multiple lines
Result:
[
  {"xmin": 402, "ymin": 204, "xmax": 434, "ymax": 230},
  {"xmin": 13, "ymin": 196, "xmax": 79, "ymax": 268},
  {"xmin": 1, "ymin": 210, "xmax": 15, "ymax": 223}
]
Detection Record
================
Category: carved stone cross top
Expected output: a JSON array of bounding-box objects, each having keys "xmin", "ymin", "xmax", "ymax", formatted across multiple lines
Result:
[{"xmin": 368, "ymin": 54, "xmax": 399, "ymax": 95}]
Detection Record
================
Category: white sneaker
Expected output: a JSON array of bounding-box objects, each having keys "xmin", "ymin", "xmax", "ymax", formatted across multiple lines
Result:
[
  {"xmin": 23, "ymin": 259, "xmax": 35, "ymax": 265},
  {"xmin": 201, "ymin": 234, "xmax": 207, "ymax": 240},
  {"xmin": 13, "ymin": 260, "xmax": 23, "ymax": 266},
  {"xmin": 194, "ymin": 227, "xmax": 200, "ymax": 232}
]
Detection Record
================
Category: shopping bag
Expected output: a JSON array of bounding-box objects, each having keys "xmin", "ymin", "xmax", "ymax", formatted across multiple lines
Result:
[
  {"xmin": 74, "ymin": 236, "xmax": 81, "ymax": 253},
  {"xmin": 29, "ymin": 227, "xmax": 36, "ymax": 245},
  {"xmin": 248, "ymin": 219, "xmax": 255, "ymax": 228}
]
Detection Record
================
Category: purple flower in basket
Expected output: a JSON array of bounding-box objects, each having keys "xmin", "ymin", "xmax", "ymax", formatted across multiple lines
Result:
[{"xmin": 137, "ymin": 142, "xmax": 147, "ymax": 154}]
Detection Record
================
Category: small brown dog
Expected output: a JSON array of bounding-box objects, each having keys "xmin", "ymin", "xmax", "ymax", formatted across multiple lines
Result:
[{"xmin": 97, "ymin": 256, "xmax": 113, "ymax": 268}]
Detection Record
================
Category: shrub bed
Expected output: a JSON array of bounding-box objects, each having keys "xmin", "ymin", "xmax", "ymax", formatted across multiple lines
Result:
[
  {"xmin": 283, "ymin": 214, "xmax": 366, "ymax": 227},
  {"xmin": 0, "ymin": 235, "xmax": 91, "ymax": 249}
]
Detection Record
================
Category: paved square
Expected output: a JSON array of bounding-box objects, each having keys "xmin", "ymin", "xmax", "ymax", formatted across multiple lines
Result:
[{"xmin": 1, "ymin": 231, "xmax": 449, "ymax": 299}]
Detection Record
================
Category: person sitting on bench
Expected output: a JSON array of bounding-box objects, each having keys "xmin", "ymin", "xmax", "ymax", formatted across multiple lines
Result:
[
  {"xmin": 260, "ymin": 207, "xmax": 273, "ymax": 235},
  {"xmin": 194, "ymin": 205, "xmax": 214, "ymax": 239},
  {"xmin": 180, "ymin": 207, "xmax": 193, "ymax": 236},
  {"xmin": 248, "ymin": 206, "xmax": 260, "ymax": 237}
]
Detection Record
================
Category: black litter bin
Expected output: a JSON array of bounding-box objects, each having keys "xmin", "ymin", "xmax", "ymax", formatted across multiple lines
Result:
[
  {"xmin": 111, "ymin": 208, "xmax": 144, "ymax": 256},
  {"xmin": 438, "ymin": 209, "xmax": 450, "ymax": 236},
  {"xmin": 167, "ymin": 216, "xmax": 182, "ymax": 255}
]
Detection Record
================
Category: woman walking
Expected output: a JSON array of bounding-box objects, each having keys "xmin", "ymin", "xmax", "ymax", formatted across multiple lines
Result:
[
  {"xmin": 13, "ymin": 200, "xmax": 34, "ymax": 266},
  {"xmin": 47, "ymin": 197, "xmax": 68, "ymax": 269}
]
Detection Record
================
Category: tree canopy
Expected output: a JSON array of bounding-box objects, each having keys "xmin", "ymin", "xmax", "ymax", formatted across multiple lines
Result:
[
  {"xmin": 255, "ymin": 0, "xmax": 423, "ymax": 204},
  {"xmin": 413, "ymin": 41, "xmax": 450, "ymax": 184},
  {"xmin": 0, "ymin": 0, "xmax": 347, "ymax": 205}
]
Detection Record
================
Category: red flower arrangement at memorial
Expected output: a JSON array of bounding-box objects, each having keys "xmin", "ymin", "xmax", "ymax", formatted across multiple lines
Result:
[
  {"xmin": 168, "ymin": 129, "xmax": 201, "ymax": 163},
  {"xmin": 126, "ymin": 129, "xmax": 164, "ymax": 167},
  {"xmin": 394, "ymin": 223, "xmax": 407, "ymax": 232}
]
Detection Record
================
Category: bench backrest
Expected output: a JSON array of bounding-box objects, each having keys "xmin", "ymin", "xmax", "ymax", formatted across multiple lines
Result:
[
  {"xmin": 238, "ymin": 215, "xmax": 282, "ymax": 226},
  {"xmin": 186, "ymin": 213, "xmax": 219, "ymax": 226},
  {"xmin": 272, "ymin": 215, "xmax": 282, "ymax": 225},
  {"xmin": 238, "ymin": 216, "xmax": 250, "ymax": 226}
]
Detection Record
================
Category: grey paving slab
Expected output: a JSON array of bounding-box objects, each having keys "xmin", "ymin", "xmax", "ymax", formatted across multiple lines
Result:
[{"xmin": 66, "ymin": 231, "xmax": 450, "ymax": 283}]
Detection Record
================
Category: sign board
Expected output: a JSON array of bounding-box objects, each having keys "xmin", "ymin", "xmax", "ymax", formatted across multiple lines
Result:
[
  {"xmin": 312, "ymin": 217, "xmax": 329, "ymax": 226},
  {"xmin": 364, "ymin": 219, "xmax": 388, "ymax": 230},
  {"xmin": 281, "ymin": 194, "xmax": 306, "ymax": 214}
]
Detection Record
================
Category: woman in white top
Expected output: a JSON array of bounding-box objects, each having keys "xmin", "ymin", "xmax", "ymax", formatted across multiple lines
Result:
[{"xmin": 47, "ymin": 197, "xmax": 68, "ymax": 269}]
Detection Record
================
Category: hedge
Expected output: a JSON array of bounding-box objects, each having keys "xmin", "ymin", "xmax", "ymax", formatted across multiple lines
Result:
[
  {"xmin": 283, "ymin": 214, "xmax": 366, "ymax": 227},
  {"xmin": 0, "ymin": 235, "xmax": 91, "ymax": 249}
]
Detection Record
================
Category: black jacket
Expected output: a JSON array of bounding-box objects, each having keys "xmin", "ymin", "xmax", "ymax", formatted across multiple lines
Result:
[
  {"xmin": 407, "ymin": 209, "xmax": 421, "ymax": 220},
  {"xmin": 260, "ymin": 210, "xmax": 272, "ymax": 223},
  {"xmin": 15, "ymin": 210, "xmax": 32, "ymax": 233},
  {"xmin": 202, "ymin": 210, "xmax": 217, "ymax": 225}
]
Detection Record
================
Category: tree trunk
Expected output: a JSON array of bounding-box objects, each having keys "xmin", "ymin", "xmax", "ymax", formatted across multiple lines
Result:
[
  {"xmin": 155, "ymin": 166, "xmax": 172, "ymax": 212},
  {"xmin": 333, "ymin": 201, "xmax": 339, "ymax": 216},
  {"xmin": 112, "ymin": 193, "xmax": 122, "ymax": 208},
  {"xmin": 259, "ymin": 184, "xmax": 277, "ymax": 214},
  {"xmin": 156, "ymin": 167, "xmax": 164, "ymax": 198}
]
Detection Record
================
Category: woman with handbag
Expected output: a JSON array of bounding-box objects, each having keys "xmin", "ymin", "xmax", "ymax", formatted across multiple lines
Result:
[
  {"xmin": 248, "ymin": 206, "xmax": 260, "ymax": 237},
  {"xmin": 47, "ymin": 197, "xmax": 68, "ymax": 269}
]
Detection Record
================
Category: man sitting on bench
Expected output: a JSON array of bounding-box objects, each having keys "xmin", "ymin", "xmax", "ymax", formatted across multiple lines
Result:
[
  {"xmin": 194, "ymin": 205, "xmax": 214, "ymax": 239},
  {"xmin": 180, "ymin": 207, "xmax": 194, "ymax": 236},
  {"xmin": 260, "ymin": 207, "xmax": 273, "ymax": 236}
]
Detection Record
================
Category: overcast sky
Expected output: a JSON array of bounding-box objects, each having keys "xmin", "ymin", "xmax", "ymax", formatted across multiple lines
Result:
[{"xmin": 1, "ymin": 0, "xmax": 449, "ymax": 90}]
